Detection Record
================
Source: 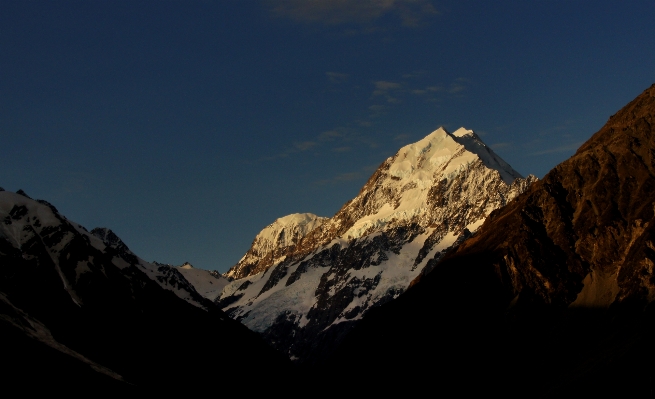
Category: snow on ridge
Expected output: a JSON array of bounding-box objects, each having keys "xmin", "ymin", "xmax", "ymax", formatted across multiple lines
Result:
[
  {"xmin": 224, "ymin": 212, "xmax": 328, "ymax": 280},
  {"xmin": 389, "ymin": 126, "xmax": 522, "ymax": 185},
  {"xmin": 344, "ymin": 126, "xmax": 523, "ymax": 240},
  {"xmin": 452, "ymin": 126, "xmax": 475, "ymax": 138},
  {"xmin": 217, "ymin": 126, "xmax": 537, "ymax": 363},
  {"xmin": 449, "ymin": 127, "xmax": 523, "ymax": 185},
  {"xmin": 257, "ymin": 213, "xmax": 327, "ymax": 245},
  {"xmin": 174, "ymin": 263, "xmax": 228, "ymax": 301},
  {"xmin": 392, "ymin": 126, "xmax": 523, "ymax": 186}
]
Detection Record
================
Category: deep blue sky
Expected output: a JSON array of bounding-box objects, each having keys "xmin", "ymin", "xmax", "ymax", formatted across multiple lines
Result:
[{"xmin": 2, "ymin": 1, "xmax": 654, "ymax": 272}]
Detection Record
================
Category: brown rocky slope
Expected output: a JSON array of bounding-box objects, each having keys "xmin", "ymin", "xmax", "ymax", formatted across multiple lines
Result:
[{"xmin": 327, "ymin": 84, "xmax": 655, "ymax": 397}]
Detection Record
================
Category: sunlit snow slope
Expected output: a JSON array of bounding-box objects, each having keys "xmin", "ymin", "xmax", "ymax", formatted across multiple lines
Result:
[
  {"xmin": 225, "ymin": 213, "xmax": 327, "ymax": 280},
  {"xmin": 174, "ymin": 262, "xmax": 229, "ymax": 301},
  {"xmin": 217, "ymin": 127, "xmax": 537, "ymax": 362}
]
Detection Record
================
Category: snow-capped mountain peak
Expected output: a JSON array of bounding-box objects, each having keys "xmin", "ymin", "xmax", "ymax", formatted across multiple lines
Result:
[
  {"xmin": 173, "ymin": 261, "xmax": 229, "ymax": 300},
  {"xmin": 451, "ymin": 126, "xmax": 474, "ymax": 137},
  {"xmin": 217, "ymin": 127, "xmax": 537, "ymax": 363},
  {"xmin": 225, "ymin": 212, "xmax": 327, "ymax": 280},
  {"xmin": 449, "ymin": 127, "xmax": 522, "ymax": 184}
]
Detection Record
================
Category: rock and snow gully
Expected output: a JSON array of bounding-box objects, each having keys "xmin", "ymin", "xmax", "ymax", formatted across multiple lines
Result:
[{"xmin": 216, "ymin": 127, "xmax": 537, "ymax": 362}]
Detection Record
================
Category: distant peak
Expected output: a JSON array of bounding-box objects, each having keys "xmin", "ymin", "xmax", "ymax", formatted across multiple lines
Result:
[
  {"xmin": 180, "ymin": 262, "xmax": 194, "ymax": 269},
  {"xmin": 225, "ymin": 212, "xmax": 328, "ymax": 279},
  {"xmin": 91, "ymin": 227, "xmax": 131, "ymax": 252},
  {"xmin": 390, "ymin": 126, "xmax": 523, "ymax": 185},
  {"xmin": 422, "ymin": 126, "xmax": 450, "ymax": 140},
  {"xmin": 452, "ymin": 127, "xmax": 477, "ymax": 138},
  {"xmin": 16, "ymin": 189, "xmax": 32, "ymax": 199}
]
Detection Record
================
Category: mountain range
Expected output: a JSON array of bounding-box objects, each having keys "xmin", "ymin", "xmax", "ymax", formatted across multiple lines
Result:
[
  {"xmin": 0, "ymin": 190, "xmax": 286, "ymax": 392},
  {"xmin": 217, "ymin": 126, "xmax": 536, "ymax": 362},
  {"xmin": 331, "ymin": 83, "xmax": 655, "ymax": 397},
  {"xmin": 2, "ymin": 84, "xmax": 654, "ymax": 395}
]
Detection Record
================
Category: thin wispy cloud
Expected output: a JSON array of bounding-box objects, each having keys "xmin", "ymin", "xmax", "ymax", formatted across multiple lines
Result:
[
  {"xmin": 490, "ymin": 142, "xmax": 512, "ymax": 150},
  {"xmin": 368, "ymin": 104, "xmax": 387, "ymax": 117},
  {"xmin": 410, "ymin": 86, "xmax": 442, "ymax": 95},
  {"xmin": 315, "ymin": 162, "xmax": 381, "ymax": 185},
  {"xmin": 267, "ymin": 0, "xmax": 438, "ymax": 28},
  {"xmin": 266, "ymin": 73, "xmax": 471, "ymax": 164},
  {"xmin": 448, "ymin": 78, "xmax": 469, "ymax": 95},
  {"xmin": 367, "ymin": 76, "xmax": 464, "ymax": 115},
  {"xmin": 449, "ymin": 84, "xmax": 466, "ymax": 94},
  {"xmin": 372, "ymin": 80, "xmax": 402, "ymax": 103},
  {"xmin": 294, "ymin": 141, "xmax": 318, "ymax": 151},
  {"xmin": 318, "ymin": 130, "xmax": 344, "ymax": 141},
  {"xmin": 263, "ymin": 126, "xmax": 371, "ymax": 161},
  {"xmin": 326, "ymin": 71, "xmax": 350, "ymax": 83},
  {"xmin": 373, "ymin": 81, "xmax": 402, "ymax": 92}
]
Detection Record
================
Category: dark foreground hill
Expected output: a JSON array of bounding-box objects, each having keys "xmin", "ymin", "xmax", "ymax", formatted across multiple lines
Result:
[
  {"xmin": 0, "ymin": 190, "xmax": 289, "ymax": 393},
  {"xmin": 328, "ymin": 84, "xmax": 655, "ymax": 397}
]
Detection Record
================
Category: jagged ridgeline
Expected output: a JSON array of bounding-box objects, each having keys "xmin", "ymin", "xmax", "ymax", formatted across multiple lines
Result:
[
  {"xmin": 217, "ymin": 127, "xmax": 537, "ymax": 362},
  {"xmin": 0, "ymin": 190, "xmax": 287, "ymax": 390},
  {"xmin": 330, "ymin": 84, "xmax": 655, "ymax": 397}
]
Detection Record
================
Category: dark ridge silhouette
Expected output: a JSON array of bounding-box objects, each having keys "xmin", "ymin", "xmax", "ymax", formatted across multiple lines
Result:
[
  {"xmin": 327, "ymin": 84, "xmax": 655, "ymax": 397},
  {"xmin": 0, "ymin": 191, "xmax": 291, "ymax": 393}
]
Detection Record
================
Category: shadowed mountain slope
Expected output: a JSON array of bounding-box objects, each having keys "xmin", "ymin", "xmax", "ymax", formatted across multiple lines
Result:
[
  {"xmin": 329, "ymin": 84, "xmax": 655, "ymax": 397},
  {"xmin": 0, "ymin": 190, "xmax": 289, "ymax": 392},
  {"xmin": 218, "ymin": 127, "xmax": 535, "ymax": 363}
]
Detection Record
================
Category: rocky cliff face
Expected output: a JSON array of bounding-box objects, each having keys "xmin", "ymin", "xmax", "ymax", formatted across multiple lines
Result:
[
  {"xmin": 217, "ymin": 127, "xmax": 536, "ymax": 362},
  {"xmin": 330, "ymin": 84, "xmax": 655, "ymax": 398},
  {"xmin": 225, "ymin": 213, "xmax": 327, "ymax": 280},
  {"xmin": 432, "ymin": 83, "xmax": 655, "ymax": 308}
]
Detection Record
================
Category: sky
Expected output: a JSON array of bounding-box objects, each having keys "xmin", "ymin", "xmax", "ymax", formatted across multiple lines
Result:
[{"xmin": 1, "ymin": 0, "xmax": 654, "ymax": 272}]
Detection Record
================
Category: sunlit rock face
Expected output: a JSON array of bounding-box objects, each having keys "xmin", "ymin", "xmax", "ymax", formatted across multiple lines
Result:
[
  {"xmin": 224, "ymin": 213, "xmax": 328, "ymax": 280},
  {"xmin": 430, "ymin": 84, "xmax": 655, "ymax": 309},
  {"xmin": 217, "ymin": 126, "xmax": 536, "ymax": 362},
  {"xmin": 329, "ymin": 84, "xmax": 655, "ymax": 398}
]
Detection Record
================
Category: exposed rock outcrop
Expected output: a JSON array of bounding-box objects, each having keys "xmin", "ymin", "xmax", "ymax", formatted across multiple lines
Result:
[
  {"xmin": 218, "ymin": 127, "xmax": 535, "ymax": 363},
  {"xmin": 224, "ymin": 213, "xmax": 327, "ymax": 280},
  {"xmin": 331, "ymin": 84, "xmax": 655, "ymax": 398}
]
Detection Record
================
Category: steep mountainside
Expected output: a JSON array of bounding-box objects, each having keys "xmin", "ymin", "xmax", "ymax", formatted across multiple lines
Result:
[
  {"xmin": 0, "ymin": 189, "xmax": 288, "ymax": 390},
  {"xmin": 90, "ymin": 229, "xmax": 228, "ymax": 301},
  {"xmin": 217, "ymin": 127, "xmax": 536, "ymax": 362},
  {"xmin": 331, "ymin": 84, "xmax": 655, "ymax": 397},
  {"xmin": 174, "ymin": 262, "xmax": 229, "ymax": 300},
  {"xmin": 225, "ymin": 213, "xmax": 327, "ymax": 280},
  {"xmin": 90, "ymin": 228, "xmax": 221, "ymax": 308}
]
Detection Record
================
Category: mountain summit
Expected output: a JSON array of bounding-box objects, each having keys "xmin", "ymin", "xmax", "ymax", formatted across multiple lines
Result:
[
  {"xmin": 225, "ymin": 213, "xmax": 328, "ymax": 280},
  {"xmin": 217, "ymin": 126, "xmax": 536, "ymax": 362},
  {"xmin": 332, "ymin": 84, "xmax": 655, "ymax": 397}
]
